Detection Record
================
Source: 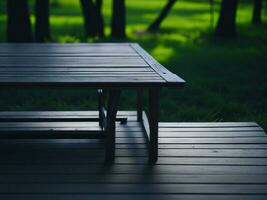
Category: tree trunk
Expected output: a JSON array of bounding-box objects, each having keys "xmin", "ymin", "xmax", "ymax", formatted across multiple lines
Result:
[
  {"xmin": 95, "ymin": 0, "xmax": 104, "ymax": 38},
  {"xmin": 252, "ymin": 0, "xmax": 262, "ymax": 25},
  {"xmin": 111, "ymin": 0, "xmax": 126, "ymax": 38},
  {"xmin": 147, "ymin": 0, "xmax": 177, "ymax": 32},
  {"xmin": 215, "ymin": 0, "xmax": 239, "ymax": 37},
  {"xmin": 7, "ymin": 0, "xmax": 33, "ymax": 42},
  {"xmin": 80, "ymin": 0, "xmax": 97, "ymax": 37},
  {"xmin": 35, "ymin": 0, "xmax": 50, "ymax": 42}
]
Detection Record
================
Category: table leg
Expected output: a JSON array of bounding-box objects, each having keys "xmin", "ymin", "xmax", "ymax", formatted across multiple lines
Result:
[
  {"xmin": 105, "ymin": 89, "xmax": 121, "ymax": 163},
  {"xmin": 137, "ymin": 88, "xmax": 143, "ymax": 122},
  {"xmin": 148, "ymin": 88, "xmax": 159, "ymax": 163}
]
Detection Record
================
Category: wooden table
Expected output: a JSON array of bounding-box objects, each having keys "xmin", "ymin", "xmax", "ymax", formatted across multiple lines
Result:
[{"xmin": 0, "ymin": 43, "xmax": 185, "ymax": 163}]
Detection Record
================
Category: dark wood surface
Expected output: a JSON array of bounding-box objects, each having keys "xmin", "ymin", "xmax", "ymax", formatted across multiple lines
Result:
[
  {"xmin": 0, "ymin": 43, "xmax": 185, "ymax": 87},
  {"xmin": 0, "ymin": 111, "xmax": 266, "ymax": 200}
]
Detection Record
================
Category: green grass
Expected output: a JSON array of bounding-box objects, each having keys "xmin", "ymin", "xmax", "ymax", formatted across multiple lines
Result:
[{"xmin": 0, "ymin": 0, "xmax": 267, "ymax": 130}]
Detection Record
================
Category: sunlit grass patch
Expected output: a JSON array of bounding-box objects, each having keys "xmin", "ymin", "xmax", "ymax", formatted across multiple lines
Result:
[{"xmin": 150, "ymin": 44, "xmax": 175, "ymax": 62}]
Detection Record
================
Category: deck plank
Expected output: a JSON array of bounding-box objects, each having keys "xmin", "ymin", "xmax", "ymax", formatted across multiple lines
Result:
[
  {"xmin": 0, "ymin": 111, "xmax": 266, "ymax": 200},
  {"xmin": 0, "ymin": 195, "xmax": 266, "ymax": 200}
]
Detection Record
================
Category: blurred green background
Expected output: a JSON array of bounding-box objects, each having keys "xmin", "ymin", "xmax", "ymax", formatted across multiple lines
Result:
[{"xmin": 0, "ymin": 0, "xmax": 267, "ymax": 129}]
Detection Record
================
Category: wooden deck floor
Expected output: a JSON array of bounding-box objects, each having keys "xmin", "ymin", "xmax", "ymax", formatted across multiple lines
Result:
[{"xmin": 0, "ymin": 111, "xmax": 267, "ymax": 200}]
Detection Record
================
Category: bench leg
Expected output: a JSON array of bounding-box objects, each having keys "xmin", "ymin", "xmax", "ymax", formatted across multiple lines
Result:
[
  {"xmin": 148, "ymin": 88, "xmax": 159, "ymax": 163},
  {"xmin": 105, "ymin": 89, "xmax": 121, "ymax": 163},
  {"xmin": 137, "ymin": 88, "xmax": 143, "ymax": 122},
  {"xmin": 98, "ymin": 89, "xmax": 127, "ymax": 128},
  {"xmin": 98, "ymin": 89, "xmax": 106, "ymax": 129}
]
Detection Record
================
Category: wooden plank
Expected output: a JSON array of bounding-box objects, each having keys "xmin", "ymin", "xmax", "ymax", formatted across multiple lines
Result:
[
  {"xmin": 115, "ymin": 157, "xmax": 267, "ymax": 165},
  {"xmin": 0, "ymin": 111, "xmax": 136, "ymax": 117},
  {"xmin": 0, "ymin": 132, "xmax": 104, "ymax": 139},
  {"xmin": 159, "ymin": 127, "xmax": 264, "ymax": 131},
  {"xmin": 0, "ymin": 77, "xmax": 164, "ymax": 82},
  {"xmin": 1, "ymin": 148, "xmax": 266, "ymax": 158},
  {"xmin": 0, "ymin": 43, "xmax": 131, "ymax": 46},
  {"xmin": 159, "ymin": 122, "xmax": 260, "ymax": 127},
  {"xmin": 0, "ymin": 43, "xmax": 132, "ymax": 47},
  {"xmin": 0, "ymin": 117, "xmax": 135, "ymax": 122},
  {"xmin": 0, "ymin": 195, "xmax": 266, "ymax": 200},
  {"xmin": 0, "ymin": 77, "xmax": 166, "ymax": 88},
  {"xmin": 0, "ymin": 67, "xmax": 154, "ymax": 72},
  {"xmin": 0, "ymin": 44, "xmax": 137, "ymax": 54},
  {"xmin": 0, "ymin": 183, "xmax": 267, "ymax": 194},
  {"xmin": 0, "ymin": 127, "xmax": 143, "ymax": 133},
  {"xmin": 1, "ymin": 141, "xmax": 267, "ymax": 149},
  {"xmin": 0, "ymin": 43, "xmax": 134, "ymax": 49},
  {"xmin": 156, "ymin": 144, "xmax": 267, "ymax": 149},
  {"xmin": 0, "ymin": 122, "xmax": 103, "ymax": 128},
  {"xmin": 0, "ymin": 112, "xmax": 263, "ymax": 137},
  {"xmin": 0, "ymin": 57, "xmax": 148, "ymax": 67},
  {"xmin": 115, "ymin": 138, "xmax": 267, "ymax": 144},
  {"xmin": 116, "ymin": 131, "xmax": 267, "ymax": 138},
  {"xmin": 0, "ymin": 174, "xmax": 267, "ymax": 184},
  {"xmin": 126, "ymin": 157, "xmax": 267, "ymax": 165},
  {"xmin": 0, "ymin": 122, "xmax": 144, "ymax": 130},
  {"xmin": 0, "ymin": 72, "xmax": 159, "ymax": 76},
  {"xmin": 0, "ymin": 164, "xmax": 266, "ymax": 174},
  {"xmin": 1, "ymin": 122, "xmax": 264, "ymax": 134},
  {"xmin": 1, "ymin": 153, "xmax": 267, "ymax": 166},
  {"xmin": 0, "ymin": 74, "xmax": 161, "ymax": 78},
  {"xmin": 0, "ymin": 111, "xmax": 136, "ymax": 122},
  {"xmin": 153, "ymin": 149, "xmax": 267, "ymax": 157},
  {"xmin": 1, "ymin": 139, "xmax": 266, "ymax": 148},
  {"xmin": 0, "ymin": 121, "xmax": 142, "ymax": 130},
  {"xmin": 0, "ymin": 53, "xmax": 139, "ymax": 57},
  {"xmin": 1, "ymin": 150, "xmax": 267, "ymax": 165}
]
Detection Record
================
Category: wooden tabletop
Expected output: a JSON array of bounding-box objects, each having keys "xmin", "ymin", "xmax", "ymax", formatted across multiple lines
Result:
[{"xmin": 0, "ymin": 43, "xmax": 185, "ymax": 88}]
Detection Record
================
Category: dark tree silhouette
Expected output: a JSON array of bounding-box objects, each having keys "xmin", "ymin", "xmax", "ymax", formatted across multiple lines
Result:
[
  {"xmin": 80, "ymin": 0, "xmax": 104, "ymax": 38},
  {"xmin": 35, "ymin": 0, "xmax": 50, "ymax": 42},
  {"xmin": 111, "ymin": 0, "xmax": 126, "ymax": 38},
  {"xmin": 147, "ymin": 0, "xmax": 177, "ymax": 32},
  {"xmin": 7, "ymin": 0, "xmax": 33, "ymax": 42},
  {"xmin": 215, "ymin": 0, "xmax": 239, "ymax": 37},
  {"xmin": 95, "ymin": 0, "xmax": 104, "ymax": 37},
  {"xmin": 80, "ymin": 0, "xmax": 97, "ymax": 37},
  {"xmin": 252, "ymin": 0, "xmax": 262, "ymax": 25}
]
